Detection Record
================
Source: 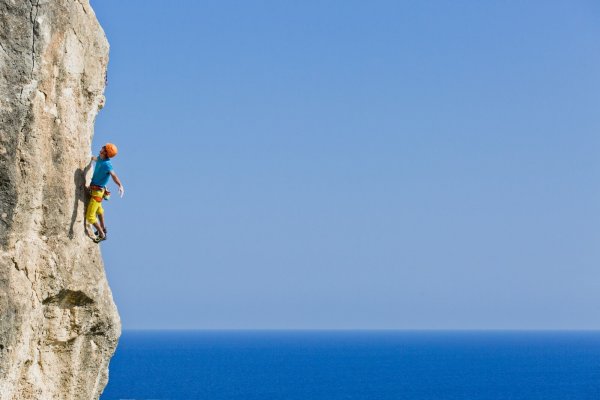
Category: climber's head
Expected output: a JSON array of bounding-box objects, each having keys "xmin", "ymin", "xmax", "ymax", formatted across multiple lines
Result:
[{"xmin": 101, "ymin": 143, "xmax": 118, "ymax": 159}]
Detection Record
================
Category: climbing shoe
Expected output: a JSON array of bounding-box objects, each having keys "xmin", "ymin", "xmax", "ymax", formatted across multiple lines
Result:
[
  {"xmin": 94, "ymin": 227, "xmax": 107, "ymax": 238},
  {"xmin": 93, "ymin": 235, "xmax": 107, "ymax": 243},
  {"xmin": 93, "ymin": 227, "xmax": 107, "ymax": 243}
]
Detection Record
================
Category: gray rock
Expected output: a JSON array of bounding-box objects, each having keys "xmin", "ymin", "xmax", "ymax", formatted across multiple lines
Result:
[{"xmin": 0, "ymin": 0, "xmax": 120, "ymax": 398}]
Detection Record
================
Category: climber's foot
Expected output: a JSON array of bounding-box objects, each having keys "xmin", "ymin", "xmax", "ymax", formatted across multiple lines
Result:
[
  {"xmin": 93, "ymin": 234, "xmax": 106, "ymax": 243},
  {"xmin": 94, "ymin": 227, "xmax": 107, "ymax": 238}
]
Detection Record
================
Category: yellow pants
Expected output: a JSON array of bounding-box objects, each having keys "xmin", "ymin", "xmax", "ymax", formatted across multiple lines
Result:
[{"xmin": 86, "ymin": 189, "xmax": 105, "ymax": 224}]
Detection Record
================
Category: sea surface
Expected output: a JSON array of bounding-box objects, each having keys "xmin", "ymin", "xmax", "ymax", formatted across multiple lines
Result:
[{"xmin": 101, "ymin": 330, "xmax": 600, "ymax": 400}]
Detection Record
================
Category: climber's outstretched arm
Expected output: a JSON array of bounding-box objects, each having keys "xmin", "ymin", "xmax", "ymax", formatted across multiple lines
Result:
[{"xmin": 110, "ymin": 171, "xmax": 125, "ymax": 197}]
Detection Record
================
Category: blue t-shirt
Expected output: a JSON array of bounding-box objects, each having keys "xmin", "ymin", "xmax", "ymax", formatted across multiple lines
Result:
[{"xmin": 91, "ymin": 158, "xmax": 113, "ymax": 187}]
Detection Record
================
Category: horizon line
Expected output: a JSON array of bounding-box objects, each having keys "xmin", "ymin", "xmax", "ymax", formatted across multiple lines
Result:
[{"xmin": 120, "ymin": 328, "xmax": 600, "ymax": 332}]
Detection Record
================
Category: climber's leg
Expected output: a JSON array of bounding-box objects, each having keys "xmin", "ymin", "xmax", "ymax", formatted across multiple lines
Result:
[
  {"xmin": 85, "ymin": 198, "xmax": 100, "ymax": 239},
  {"xmin": 98, "ymin": 213, "xmax": 106, "ymax": 234},
  {"xmin": 86, "ymin": 195, "xmax": 106, "ymax": 241},
  {"xmin": 94, "ymin": 204, "xmax": 106, "ymax": 240}
]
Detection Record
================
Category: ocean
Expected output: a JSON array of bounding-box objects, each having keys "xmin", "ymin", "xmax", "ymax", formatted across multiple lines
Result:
[{"xmin": 101, "ymin": 330, "xmax": 600, "ymax": 400}]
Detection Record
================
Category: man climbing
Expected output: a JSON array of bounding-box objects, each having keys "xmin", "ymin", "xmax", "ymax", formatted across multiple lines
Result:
[{"xmin": 85, "ymin": 143, "xmax": 125, "ymax": 243}]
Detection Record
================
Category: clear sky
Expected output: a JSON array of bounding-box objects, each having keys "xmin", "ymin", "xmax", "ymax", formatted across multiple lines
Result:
[{"xmin": 90, "ymin": 0, "xmax": 600, "ymax": 330}]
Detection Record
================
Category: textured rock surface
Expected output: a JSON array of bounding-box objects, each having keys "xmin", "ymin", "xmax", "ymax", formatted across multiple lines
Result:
[{"xmin": 0, "ymin": 0, "xmax": 120, "ymax": 399}]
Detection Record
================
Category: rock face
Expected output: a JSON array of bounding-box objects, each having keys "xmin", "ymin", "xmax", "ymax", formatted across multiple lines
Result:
[{"xmin": 0, "ymin": 0, "xmax": 120, "ymax": 399}]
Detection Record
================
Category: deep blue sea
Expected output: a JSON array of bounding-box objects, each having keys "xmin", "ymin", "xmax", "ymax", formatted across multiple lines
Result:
[{"xmin": 101, "ymin": 331, "xmax": 600, "ymax": 400}]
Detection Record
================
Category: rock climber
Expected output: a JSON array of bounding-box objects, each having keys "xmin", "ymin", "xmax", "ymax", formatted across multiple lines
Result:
[{"xmin": 85, "ymin": 143, "xmax": 125, "ymax": 243}]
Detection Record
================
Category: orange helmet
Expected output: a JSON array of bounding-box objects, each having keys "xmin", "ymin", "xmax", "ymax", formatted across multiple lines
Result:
[{"xmin": 104, "ymin": 143, "xmax": 118, "ymax": 158}]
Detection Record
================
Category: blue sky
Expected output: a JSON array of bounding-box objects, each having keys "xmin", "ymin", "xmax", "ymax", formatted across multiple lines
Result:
[{"xmin": 90, "ymin": 0, "xmax": 600, "ymax": 329}]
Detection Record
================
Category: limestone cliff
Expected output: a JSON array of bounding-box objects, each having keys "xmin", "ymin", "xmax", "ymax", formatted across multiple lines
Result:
[{"xmin": 0, "ymin": 0, "xmax": 120, "ymax": 399}]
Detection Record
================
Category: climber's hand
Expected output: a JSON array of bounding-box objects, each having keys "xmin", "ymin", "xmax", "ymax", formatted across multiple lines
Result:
[
  {"xmin": 118, "ymin": 185, "xmax": 125, "ymax": 198},
  {"xmin": 91, "ymin": 155, "xmax": 97, "ymax": 162}
]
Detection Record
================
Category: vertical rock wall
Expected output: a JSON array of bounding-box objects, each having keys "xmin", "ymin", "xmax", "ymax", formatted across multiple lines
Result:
[{"xmin": 0, "ymin": 0, "xmax": 120, "ymax": 398}]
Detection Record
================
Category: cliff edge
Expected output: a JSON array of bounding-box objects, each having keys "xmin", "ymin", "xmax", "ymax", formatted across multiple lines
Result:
[{"xmin": 0, "ymin": 0, "xmax": 120, "ymax": 398}]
